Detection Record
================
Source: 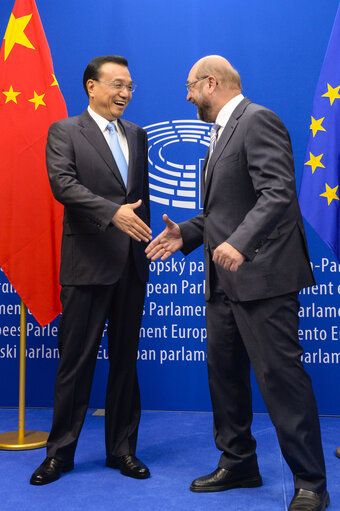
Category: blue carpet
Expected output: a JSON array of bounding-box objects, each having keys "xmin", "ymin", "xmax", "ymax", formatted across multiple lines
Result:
[{"xmin": 0, "ymin": 409, "xmax": 338, "ymax": 511}]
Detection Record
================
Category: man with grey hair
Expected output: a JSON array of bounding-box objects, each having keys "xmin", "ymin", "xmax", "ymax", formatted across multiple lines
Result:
[{"xmin": 146, "ymin": 55, "xmax": 328, "ymax": 511}]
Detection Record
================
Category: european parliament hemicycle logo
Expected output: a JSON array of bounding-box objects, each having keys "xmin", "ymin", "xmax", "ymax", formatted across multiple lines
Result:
[{"xmin": 144, "ymin": 120, "xmax": 211, "ymax": 210}]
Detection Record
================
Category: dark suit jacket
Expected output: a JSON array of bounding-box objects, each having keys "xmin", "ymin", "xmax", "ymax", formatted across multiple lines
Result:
[
  {"xmin": 179, "ymin": 98, "xmax": 315, "ymax": 301},
  {"xmin": 46, "ymin": 109, "xmax": 150, "ymax": 285}
]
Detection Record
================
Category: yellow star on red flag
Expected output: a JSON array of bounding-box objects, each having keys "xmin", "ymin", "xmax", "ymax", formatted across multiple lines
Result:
[
  {"xmin": 0, "ymin": 0, "xmax": 68, "ymax": 327},
  {"xmin": 28, "ymin": 90, "xmax": 46, "ymax": 110},
  {"xmin": 2, "ymin": 85, "xmax": 21, "ymax": 104},
  {"xmin": 3, "ymin": 13, "xmax": 35, "ymax": 61},
  {"xmin": 51, "ymin": 74, "xmax": 59, "ymax": 87}
]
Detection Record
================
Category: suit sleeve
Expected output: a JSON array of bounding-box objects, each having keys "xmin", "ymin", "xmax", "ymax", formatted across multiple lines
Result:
[
  {"xmin": 226, "ymin": 109, "xmax": 297, "ymax": 261},
  {"xmin": 46, "ymin": 121, "xmax": 121, "ymax": 231},
  {"xmin": 179, "ymin": 213, "xmax": 204, "ymax": 255}
]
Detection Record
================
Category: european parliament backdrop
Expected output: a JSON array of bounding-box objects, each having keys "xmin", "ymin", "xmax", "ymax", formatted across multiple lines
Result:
[{"xmin": 0, "ymin": 0, "xmax": 339, "ymax": 414}]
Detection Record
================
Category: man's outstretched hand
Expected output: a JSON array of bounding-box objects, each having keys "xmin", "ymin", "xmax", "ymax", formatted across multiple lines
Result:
[
  {"xmin": 145, "ymin": 214, "xmax": 183, "ymax": 260},
  {"xmin": 112, "ymin": 199, "xmax": 152, "ymax": 242}
]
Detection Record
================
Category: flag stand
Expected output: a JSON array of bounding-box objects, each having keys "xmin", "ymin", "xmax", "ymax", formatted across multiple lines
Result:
[{"xmin": 0, "ymin": 299, "xmax": 49, "ymax": 450}]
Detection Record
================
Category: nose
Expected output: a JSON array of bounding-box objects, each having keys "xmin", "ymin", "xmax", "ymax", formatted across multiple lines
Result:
[
  {"xmin": 118, "ymin": 88, "xmax": 129, "ymax": 100},
  {"xmin": 186, "ymin": 89, "xmax": 192, "ymax": 102}
]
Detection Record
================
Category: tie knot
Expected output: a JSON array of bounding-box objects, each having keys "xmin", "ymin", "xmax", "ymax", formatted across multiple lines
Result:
[
  {"xmin": 107, "ymin": 122, "xmax": 117, "ymax": 134},
  {"xmin": 211, "ymin": 123, "xmax": 221, "ymax": 135}
]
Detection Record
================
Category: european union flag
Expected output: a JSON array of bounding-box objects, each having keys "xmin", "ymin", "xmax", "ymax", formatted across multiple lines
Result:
[{"xmin": 299, "ymin": 5, "xmax": 340, "ymax": 262}]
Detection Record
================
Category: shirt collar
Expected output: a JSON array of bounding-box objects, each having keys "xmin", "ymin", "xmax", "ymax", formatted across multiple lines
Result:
[
  {"xmin": 215, "ymin": 93, "xmax": 244, "ymax": 129},
  {"xmin": 87, "ymin": 106, "xmax": 118, "ymax": 133}
]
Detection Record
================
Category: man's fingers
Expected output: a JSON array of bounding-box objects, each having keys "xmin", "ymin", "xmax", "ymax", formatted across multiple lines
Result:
[
  {"xmin": 129, "ymin": 211, "xmax": 152, "ymax": 236},
  {"xmin": 115, "ymin": 216, "xmax": 151, "ymax": 241},
  {"xmin": 145, "ymin": 241, "xmax": 162, "ymax": 259},
  {"xmin": 145, "ymin": 239, "xmax": 170, "ymax": 260},
  {"xmin": 163, "ymin": 214, "xmax": 175, "ymax": 228},
  {"xmin": 127, "ymin": 224, "xmax": 151, "ymax": 243},
  {"xmin": 212, "ymin": 252, "xmax": 220, "ymax": 263},
  {"xmin": 132, "ymin": 222, "xmax": 152, "ymax": 240},
  {"xmin": 145, "ymin": 243, "xmax": 154, "ymax": 255},
  {"xmin": 129, "ymin": 199, "xmax": 143, "ymax": 210},
  {"xmin": 129, "ymin": 224, "xmax": 151, "ymax": 243},
  {"xmin": 160, "ymin": 250, "xmax": 172, "ymax": 261},
  {"xmin": 151, "ymin": 247, "xmax": 171, "ymax": 261},
  {"xmin": 145, "ymin": 236, "xmax": 163, "ymax": 254},
  {"xmin": 213, "ymin": 255, "xmax": 240, "ymax": 271},
  {"xmin": 150, "ymin": 249, "xmax": 165, "ymax": 260},
  {"xmin": 121, "ymin": 213, "xmax": 151, "ymax": 240},
  {"xmin": 145, "ymin": 216, "xmax": 182, "ymax": 260},
  {"xmin": 133, "ymin": 214, "xmax": 152, "ymax": 236},
  {"xmin": 122, "ymin": 222, "xmax": 151, "ymax": 241},
  {"xmin": 126, "ymin": 228, "xmax": 143, "ymax": 242}
]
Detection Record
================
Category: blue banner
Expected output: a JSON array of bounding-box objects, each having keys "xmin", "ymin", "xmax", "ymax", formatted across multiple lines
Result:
[{"xmin": 0, "ymin": 0, "xmax": 340, "ymax": 414}]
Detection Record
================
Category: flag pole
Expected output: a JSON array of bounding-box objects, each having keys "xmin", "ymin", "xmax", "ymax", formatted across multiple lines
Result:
[{"xmin": 0, "ymin": 299, "xmax": 49, "ymax": 450}]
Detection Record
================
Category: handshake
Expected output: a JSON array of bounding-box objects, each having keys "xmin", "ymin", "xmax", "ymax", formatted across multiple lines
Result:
[{"xmin": 113, "ymin": 200, "xmax": 244, "ymax": 272}]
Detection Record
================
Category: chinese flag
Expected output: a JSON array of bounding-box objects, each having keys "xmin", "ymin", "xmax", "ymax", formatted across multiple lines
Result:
[{"xmin": 0, "ymin": 0, "xmax": 67, "ymax": 326}]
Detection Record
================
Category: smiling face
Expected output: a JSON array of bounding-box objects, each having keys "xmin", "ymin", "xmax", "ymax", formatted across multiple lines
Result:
[{"xmin": 86, "ymin": 62, "xmax": 132, "ymax": 121}]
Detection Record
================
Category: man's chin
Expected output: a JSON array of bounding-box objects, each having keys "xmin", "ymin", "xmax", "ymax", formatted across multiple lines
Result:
[
  {"xmin": 197, "ymin": 109, "xmax": 211, "ymax": 124},
  {"xmin": 197, "ymin": 109, "xmax": 206, "ymax": 122},
  {"xmin": 196, "ymin": 110, "xmax": 203, "ymax": 121},
  {"xmin": 109, "ymin": 110, "xmax": 122, "ymax": 120},
  {"xmin": 107, "ymin": 104, "xmax": 126, "ymax": 120}
]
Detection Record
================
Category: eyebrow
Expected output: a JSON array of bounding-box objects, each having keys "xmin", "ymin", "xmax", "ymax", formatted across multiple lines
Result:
[{"xmin": 104, "ymin": 78, "xmax": 133, "ymax": 83}]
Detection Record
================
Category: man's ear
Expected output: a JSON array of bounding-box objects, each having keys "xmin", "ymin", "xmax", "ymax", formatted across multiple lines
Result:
[
  {"xmin": 207, "ymin": 75, "xmax": 218, "ymax": 94},
  {"xmin": 87, "ymin": 79, "xmax": 95, "ymax": 98}
]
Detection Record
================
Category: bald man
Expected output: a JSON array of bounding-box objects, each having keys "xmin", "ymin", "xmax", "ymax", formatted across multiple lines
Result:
[{"xmin": 146, "ymin": 56, "xmax": 328, "ymax": 511}]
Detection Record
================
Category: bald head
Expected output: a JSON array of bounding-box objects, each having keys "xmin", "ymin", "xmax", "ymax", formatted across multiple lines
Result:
[
  {"xmin": 193, "ymin": 55, "xmax": 242, "ymax": 91},
  {"xmin": 186, "ymin": 55, "xmax": 242, "ymax": 123}
]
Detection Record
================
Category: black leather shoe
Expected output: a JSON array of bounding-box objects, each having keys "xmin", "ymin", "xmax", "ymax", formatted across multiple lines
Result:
[
  {"xmin": 106, "ymin": 454, "xmax": 150, "ymax": 479},
  {"xmin": 190, "ymin": 467, "xmax": 262, "ymax": 492},
  {"xmin": 289, "ymin": 489, "xmax": 330, "ymax": 511},
  {"xmin": 30, "ymin": 457, "xmax": 74, "ymax": 485}
]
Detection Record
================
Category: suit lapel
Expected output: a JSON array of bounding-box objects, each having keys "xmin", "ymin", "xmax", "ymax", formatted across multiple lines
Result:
[
  {"xmin": 201, "ymin": 152, "xmax": 209, "ymax": 201},
  {"xmin": 203, "ymin": 98, "xmax": 252, "ymax": 207},
  {"xmin": 78, "ymin": 110, "xmax": 126, "ymax": 188}
]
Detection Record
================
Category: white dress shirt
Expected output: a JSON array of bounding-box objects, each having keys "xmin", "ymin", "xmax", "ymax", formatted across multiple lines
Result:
[
  {"xmin": 87, "ymin": 106, "xmax": 129, "ymax": 165},
  {"xmin": 214, "ymin": 93, "xmax": 244, "ymax": 142}
]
